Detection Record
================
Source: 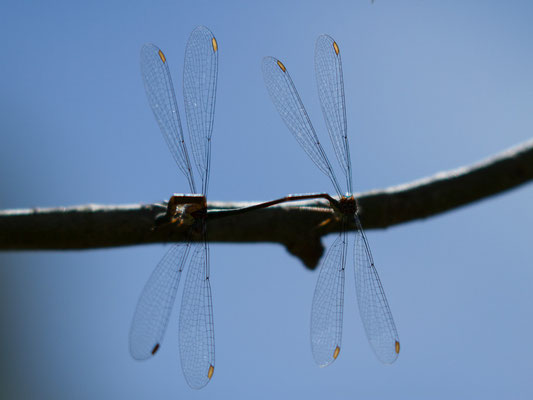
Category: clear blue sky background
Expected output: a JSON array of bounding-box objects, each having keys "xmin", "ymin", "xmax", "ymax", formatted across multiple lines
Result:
[{"xmin": 1, "ymin": 1, "xmax": 533, "ymax": 399}]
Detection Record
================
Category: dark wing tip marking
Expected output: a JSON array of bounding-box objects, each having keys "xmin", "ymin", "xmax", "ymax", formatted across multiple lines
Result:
[
  {"xmin": 158, "ymin": 49, "xmax": 166, "ymax": 63},
  {"xmin": 276, "ymin": 60, "xmax": 286, "ymax": 72},
  {"xmin": 151, "ymin": 343, "xmax": 160, "ymax": 355},
  {"xmin": 395, "ymin": 341, "xmax": 400, "ymax": 355}
]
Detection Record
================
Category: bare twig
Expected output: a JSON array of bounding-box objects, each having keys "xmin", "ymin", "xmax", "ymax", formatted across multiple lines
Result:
[{"xmin": 1, "ymin": 139, "xmax": 532, "ymax": 268}]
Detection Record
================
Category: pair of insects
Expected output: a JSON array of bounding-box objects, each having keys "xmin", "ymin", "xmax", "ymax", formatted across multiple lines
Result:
[{"xmin": 129, "ymin": 26, "xmax": 399, "ymax": 389}]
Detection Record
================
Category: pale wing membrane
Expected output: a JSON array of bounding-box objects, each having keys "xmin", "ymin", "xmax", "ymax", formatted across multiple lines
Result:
[
  {"xmin": 311, "ymin": 226, "xmax": 348, "ymax": 366},
  {"xmin": 354, "ymin": 216, "xmax": 399, "ymax": 364},
  {"xmin": 140, "ymin": 44, "xmax": 196, "ymax": 193},
  {"xmin": 315, "ymin": 35, "xmax": 353, "ymax": 194},
  {"xmin": 183, "ymin": 26, "xmax": 218, "ymax": 196},
  {"xmin": 179, "ymin": 240, "xmax": 215, "ymax": 389},
  {"xmin": 262, "ymin": 56, "xmax": 343, "ymax": 197},
  {"xmin": 129, "ymin": 243, "xmax": 191, "ymax": 360}
]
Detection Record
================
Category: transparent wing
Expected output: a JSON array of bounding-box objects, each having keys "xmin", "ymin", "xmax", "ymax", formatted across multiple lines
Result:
[
  {"xmin": 354, "ymin": 216, "xmax": 400, "ymax": 364},
  {"xmin": 140, "ymin": 43, "xmax": 196, "ymax": 193},
  {"xmin": 262, "ymin": 56, "xmax": 343, "ymax": 197},
  {"xmin": 183, "ymin": 26, "xmax": 219, "ymax": 196},
  {"xmin": 310, "ymin": 225, "xmax": 348, "ymax": 366},
  {"xmin": 129, "ymin": 243, "xmax": 191, "ymax": 360},
  {"xmin": 179, "ymin": 239, "xmax": 215, "ymax": 389},
  {"xmin": 315, "ymin": 34, "xmax": 353, "ymax": 195}
]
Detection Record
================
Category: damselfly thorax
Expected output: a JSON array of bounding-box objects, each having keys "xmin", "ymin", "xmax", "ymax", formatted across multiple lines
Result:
[
  {"xmin": 334, "ymin": 195, "xmax": 357, "ymax": 216},
  {"xmin": 155, "ymin": 194, "xmax": 207, "ymax": 228}
]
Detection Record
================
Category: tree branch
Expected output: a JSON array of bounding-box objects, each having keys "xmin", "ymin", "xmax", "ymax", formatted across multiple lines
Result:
[{"xmin": 1, "ymin": 139, "xmax": 532, "ymax": 268}]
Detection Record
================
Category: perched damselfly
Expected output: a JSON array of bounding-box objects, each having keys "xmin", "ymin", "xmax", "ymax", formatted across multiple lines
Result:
[
  {"xmin": 130, "ymin": 26, "xmax": 218, "ymax": 389},
  {"xmin": 262, "ymin": 35, "xmax": 400, "ymax": 366}
]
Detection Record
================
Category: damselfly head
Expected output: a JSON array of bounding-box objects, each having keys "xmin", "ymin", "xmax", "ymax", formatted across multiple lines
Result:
[{"xmin": 154, "ymin": 206, "xmax": 193, "ymax": 230}]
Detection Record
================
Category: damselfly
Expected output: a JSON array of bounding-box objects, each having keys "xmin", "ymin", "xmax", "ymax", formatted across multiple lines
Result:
[
  {"xmin": 130, "ymin": 26, "xmax": 218, "ymax": 389},
  {"xmin": 262, "ymin": 35, "xmax": 400, "ymax": 366}
]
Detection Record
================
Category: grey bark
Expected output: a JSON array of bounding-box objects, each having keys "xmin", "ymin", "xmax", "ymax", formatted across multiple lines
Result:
[{"xmin": 1, "ymin": 139, "xmax": 532, "ymax": 268}]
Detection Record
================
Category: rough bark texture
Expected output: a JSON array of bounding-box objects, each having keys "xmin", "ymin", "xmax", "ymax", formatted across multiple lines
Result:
[{"xmin": 1, "ymin": 139, "xmax": 532, "ymax": 268}]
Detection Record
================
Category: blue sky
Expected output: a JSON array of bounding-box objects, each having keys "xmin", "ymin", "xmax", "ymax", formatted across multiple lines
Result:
[{"xmin": 1, "ymin": 1, "xmax": 533, "ymax": 399}]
